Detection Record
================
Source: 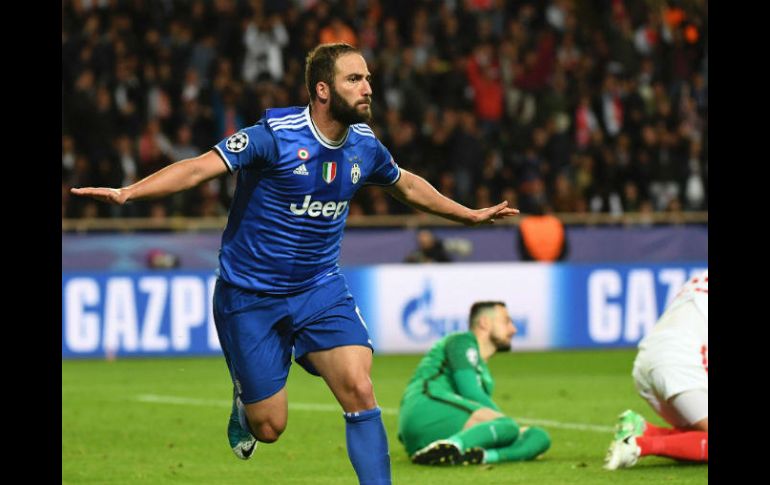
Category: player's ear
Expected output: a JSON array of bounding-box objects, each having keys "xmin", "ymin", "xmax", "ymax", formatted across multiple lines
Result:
[{"xmin": 316, "ymin": 82, "xmax": 330, "ymax": 103}]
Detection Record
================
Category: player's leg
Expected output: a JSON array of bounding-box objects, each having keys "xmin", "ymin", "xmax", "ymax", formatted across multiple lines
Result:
[
  {"xmin": 462, "ymin": 407, "xmax": 505, "ymax": 429},
  {"xmin": 213, "ymin": 279, "xmax": 293, "ymax": 458},
  {"xmin": 240, "ymin": 390, "xmax": 288, "ymax": 443},
  {"xmin": 690, "ymin": 416, "xmax": 707, "ymax": 432},
  {"xmin": 452, "ymin": 407, "xmax": 549, "ymax": 464},
  {"xmin": 292, "ymin": 274, "xmax": 389, "ymax": 485},
  {"xmin": 305, "ymin": 345, "xmax": 390, "ymax": 485},
  {"xmin": 305, "ymin": 345, "xmax": 377, "ymax": 410},
  {"xmin": 608, "ymin": 413, "xmax": 707, "ymax": 469},
  {"xmin": 633, "ymin": 389, "xmax": 708, "ymax": 462},
  {"xmin": 606, "ymin": 362, "xmax": 707, "ymax": 469},
  {"xmin": 613, "ymin": 408, "xmax": 688, "ymax": 438},
  {"xmin": 407, "ymin": 393, "xmax": 521, "ymax": 465},
  {"xmin": 482, "ymin": 426, "xmax": 552, "ymax": 463},
  {"xmin": 410, "ymin": 410, "xmax": 548, "ymax": 465},
  {"xmin": 448, "ymin": 408, "xmax": 520, "ymax": 456},
  {"xmin": 424, "ymin": 415, "xmax": 525, "ymax": 466},
  {"xmin": 399, "ymin": 392, "xmax": 476, "ymax": 462},
  {"xmin": 612, "ymin": 362, "xmax": 692, "ymax": 439}
]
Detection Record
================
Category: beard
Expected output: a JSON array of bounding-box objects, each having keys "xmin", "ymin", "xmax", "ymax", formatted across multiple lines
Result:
[
  {"xmin": 492, "ymin": 334, "xmax": 512, "ymax": 352},
  {"xmin": 329, "ymin": 85, "xmax": 372, "ymax": 125}
]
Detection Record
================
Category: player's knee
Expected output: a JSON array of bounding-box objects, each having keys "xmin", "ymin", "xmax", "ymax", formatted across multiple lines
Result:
[
  {"xmin": 344, "ymin": 378, "xmax": 376, "ymax": 409},
  {"xmin": 465, "ymin": 408, "xmax": 505, "ymax": 428},
  {"xmin": 691, "ymin": 417, "xmax": 708, "ymax": 432},
  {"xmin": 252, "ymin": 420, "xmax": 286, "ymax": 443},
  {"xmin": 245, "ymin": 412, "xmax": 287, "ymax": 443},
  {"xmin": 476, "ymin": 408, "xmax": 505, "ymax": 422},
  {"xmin": 496, "ymin": 416, "xmax": 520, "ymax": 437},
  {"xmin": 522, "ymin": 427, "xmax": 551, "ymax": 458}
]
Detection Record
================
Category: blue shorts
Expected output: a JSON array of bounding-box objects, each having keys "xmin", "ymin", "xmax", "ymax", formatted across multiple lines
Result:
[{"xmin": 213, "ymin": 274, "xmax": 373, "ymax": 404}]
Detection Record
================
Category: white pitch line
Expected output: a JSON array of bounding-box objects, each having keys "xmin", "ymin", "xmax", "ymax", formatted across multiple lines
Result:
[
  {"xmin": 135, "ymin": 394, "xmax": 398, "ymax": 415},
  {"xmin": 135, "ymin": 394, "xmax": 613, "ymax": 433},
  {"xmin": 515, "ymin": 418, "xmax": 613, "ymax": 433},
  {"xmin": 136, "ymin": 394, "xmax": 230, "ymax": 407}
]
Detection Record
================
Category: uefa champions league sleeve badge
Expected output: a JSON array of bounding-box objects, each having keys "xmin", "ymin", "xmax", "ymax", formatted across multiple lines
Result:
[{"xmin": 226, "ymin": 132, "xmax": 249, "ymax": 153}]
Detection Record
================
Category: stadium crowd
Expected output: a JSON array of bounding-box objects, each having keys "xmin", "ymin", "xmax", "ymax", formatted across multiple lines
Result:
[{"xmin": 62, "ymin": 0, "xmax": 707, "ymax": 220}]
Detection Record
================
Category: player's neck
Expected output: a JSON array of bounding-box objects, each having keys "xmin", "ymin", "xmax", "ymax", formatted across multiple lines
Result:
[
  {"xmin": 309, "ymin": 105, "xmax": 348, "ymax": 144},
  {"xmin": 471, "ymin": 330, "xmax": 495, "ymax": 362}
]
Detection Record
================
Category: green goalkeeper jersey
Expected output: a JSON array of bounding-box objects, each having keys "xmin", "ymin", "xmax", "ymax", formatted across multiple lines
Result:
[{"xmin": 401, "ymin": 332, "xmax": 499, "ymax": 411}]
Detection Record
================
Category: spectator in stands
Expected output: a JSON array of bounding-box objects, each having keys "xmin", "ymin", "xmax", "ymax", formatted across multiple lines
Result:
[
  {"xmin": 517, "ymin": 202, "xmax": 568, "ymax": 262},
  {"xmin": 146, "ymin": 249, "xmax": 181, "ymax": 269},
  {"xmin": 61, "ymin": 0, "xmax": 707, "ymax": 220},
  {"xmin": 242, "ymin": 12, "xmax": 289, "ymax": 83},
  {"xmin": 405, "ymin": 229, "xmax": 452, "ymax": 263}
]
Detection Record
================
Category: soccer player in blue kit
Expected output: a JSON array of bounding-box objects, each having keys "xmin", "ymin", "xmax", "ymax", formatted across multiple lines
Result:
[{"xmin": 71, "ymin": 43, "xmax": 519, "ymax": 484}]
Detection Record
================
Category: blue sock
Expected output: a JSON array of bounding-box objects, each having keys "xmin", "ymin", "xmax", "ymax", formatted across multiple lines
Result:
[{"xmin": 343, "ymin": 407, "xmax": 391, "ymax": 485}]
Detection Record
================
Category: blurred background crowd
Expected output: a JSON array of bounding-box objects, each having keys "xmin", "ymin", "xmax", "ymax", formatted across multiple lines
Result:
[{"xmin": 62, "ymin": 0, "xmax": 707, "ymax": 220}]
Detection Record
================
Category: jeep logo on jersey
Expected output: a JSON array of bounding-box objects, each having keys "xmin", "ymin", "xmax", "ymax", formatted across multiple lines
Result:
[
  {"xmin": 226, "ymin": 132, "xmax": 249, "ymax": 152},
  {"xmin": 290, "ymin": 195, "xmax": 348, "ymax": 219},
  {"xmin": 322, "ymin": 161, "xmax": 337, "ymax": 183},
  {"xmin": 351, "ymin": 163, "xmax": 361, "ymax": 184}
]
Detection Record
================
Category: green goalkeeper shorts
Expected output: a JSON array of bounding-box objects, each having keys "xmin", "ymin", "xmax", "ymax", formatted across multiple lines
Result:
[{"xmin": 398, "ymin": 390, "xmax": 489, "ymax": 456}]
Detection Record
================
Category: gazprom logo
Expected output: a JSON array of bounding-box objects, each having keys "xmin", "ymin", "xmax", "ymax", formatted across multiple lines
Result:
[{"xmin": 401, "ymin": 282, "xmax": 464, "ymax": 342}]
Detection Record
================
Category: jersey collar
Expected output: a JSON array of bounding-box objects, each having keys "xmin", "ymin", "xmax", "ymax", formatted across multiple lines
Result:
[{"xmin": 305, "ymin": 105, "xmax": 349, "ymax": 150}]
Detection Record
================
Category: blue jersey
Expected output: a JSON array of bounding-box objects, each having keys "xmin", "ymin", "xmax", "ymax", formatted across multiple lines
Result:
[{"xmin": 213, "ymin": 106, "xmax": 401, "ymax": 294}]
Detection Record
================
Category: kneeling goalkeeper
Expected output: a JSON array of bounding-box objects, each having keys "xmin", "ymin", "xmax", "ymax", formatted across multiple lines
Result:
[{"xmin": 398, "ymin": 301, "xmax": 551, "ymax": 465}]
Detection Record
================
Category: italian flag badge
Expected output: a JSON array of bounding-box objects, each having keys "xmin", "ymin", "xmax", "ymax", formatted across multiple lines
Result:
[{"xmin": 322, "ymin": 161, "xmax": 337, "ymax": 184}]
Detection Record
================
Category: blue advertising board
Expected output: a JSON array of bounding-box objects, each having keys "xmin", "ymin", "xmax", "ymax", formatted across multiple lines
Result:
[{"xmin": 62, "ymin": 262, "xmax": 706, "ymax": 358}]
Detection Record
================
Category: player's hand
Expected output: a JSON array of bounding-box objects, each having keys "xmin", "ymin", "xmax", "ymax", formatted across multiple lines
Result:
[
  {"xmin": 70, "ymin": 187, "xmax": 129, "ymax": 205},
  {"xmin": 466, "ymin": 200, "xmax": 520, "ymax": 226}
]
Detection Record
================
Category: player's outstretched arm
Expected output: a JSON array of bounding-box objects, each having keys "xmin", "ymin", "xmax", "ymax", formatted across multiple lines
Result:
[
  {"xmin": 385, "ymin": 168, "xmax": 519, "ymax": 226},
  {"xmin": 70, "ymin": 150, "xmax": 228, "ymax": 205}
]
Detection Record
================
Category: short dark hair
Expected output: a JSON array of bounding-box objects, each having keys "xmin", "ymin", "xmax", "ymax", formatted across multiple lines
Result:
[
  {"xmin": 469, "ymin": 301, "xmax": 506, "ymax": 328},
  {"xmin": 305, "ymin": 43, "xmax": 360, "ymax": 101}
]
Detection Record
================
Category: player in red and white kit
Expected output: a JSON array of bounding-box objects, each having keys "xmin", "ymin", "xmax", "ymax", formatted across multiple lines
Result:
[{"xmin": 604, "ymin": 270, "xmax": 708, "ymax": 470}]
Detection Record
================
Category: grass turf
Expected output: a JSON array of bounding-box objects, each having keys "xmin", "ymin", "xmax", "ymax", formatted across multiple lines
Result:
[{"xmin": 62, "ymin": 349, "xmax": 707, "ymax": 484}]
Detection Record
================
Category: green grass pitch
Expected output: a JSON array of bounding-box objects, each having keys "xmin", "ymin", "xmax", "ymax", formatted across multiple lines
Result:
[{"xmin": 62, "ymin": 349, "xmax": 707, "ymax": 484}]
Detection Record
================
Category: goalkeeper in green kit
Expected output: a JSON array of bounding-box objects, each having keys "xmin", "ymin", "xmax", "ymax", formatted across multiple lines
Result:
[{"xmin": 398, "ymin": 301, "xmax": 551, "ymax": 465}]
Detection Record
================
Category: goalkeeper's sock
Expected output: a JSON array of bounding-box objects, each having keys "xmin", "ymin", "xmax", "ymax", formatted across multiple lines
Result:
[
  {"xmin": 448, "ymin": 417, "xmax": 520, "ymax": 451},
  {"xmin": 483, "ymin": 426, "xmax": 551, "ymax": 463},
  {"xmin": 344, "ymin": 407, "xmax": 391, "ymax": 485},
  {"xmin": 638, "ymin": 432, "xmax": 708, "ymax": 462}
]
